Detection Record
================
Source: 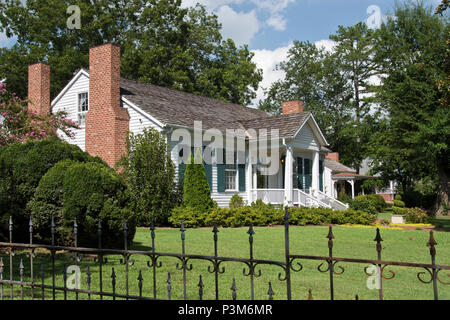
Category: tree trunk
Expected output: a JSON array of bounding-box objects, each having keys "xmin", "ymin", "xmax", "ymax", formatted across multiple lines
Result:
[{"xmin": 433, "ymin": 164, "xmax": 449, "ymax": 216}]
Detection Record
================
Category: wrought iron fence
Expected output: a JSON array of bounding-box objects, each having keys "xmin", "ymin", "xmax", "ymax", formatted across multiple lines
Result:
[{"xmin": 0, "ymin": 208, "xmax": 449, "ymax": 300}]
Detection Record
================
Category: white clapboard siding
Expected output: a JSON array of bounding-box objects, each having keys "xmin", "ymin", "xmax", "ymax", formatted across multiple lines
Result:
[
  {"xmin": 292, "ymin": 122, "xmax": 319, "ymax": 151},
  {"xmin": 52, "ymin": 72, "xmax": 89, "ymax": 151},
  {"xmin": 211, "ymin": 164, "xmax": 247, "ymax": 208}
]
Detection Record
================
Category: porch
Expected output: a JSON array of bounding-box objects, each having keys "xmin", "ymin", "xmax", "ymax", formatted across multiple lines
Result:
[{"xmin": 246, "ymin": 145, "xmax": 348, "ymax": 210}]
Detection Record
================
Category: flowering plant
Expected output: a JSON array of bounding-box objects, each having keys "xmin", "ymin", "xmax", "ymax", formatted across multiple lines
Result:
[
  {"xmin": 0, "ymin": 82, "xmax": 78, "ymax": 146},
  {"xmin": 405, "ymin": 207, "xmax": 431, "ymax": 224}
]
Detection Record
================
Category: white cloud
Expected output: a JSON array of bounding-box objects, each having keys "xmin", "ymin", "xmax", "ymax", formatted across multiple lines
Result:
[
  {"xmin": 216, "ymin": 5, "xmax": 259, "ymax": 45},
  {"xmin": 250, "ymin": 0, "xmax": 295, "ymax": 31},
  {"xmin": 314, "ymin": 39, "xmax": 336, "ymax": 52},
  {"xmin": 182, "ymin": 0, "xmax": 297, "ymax": 43},
  {"xmin": 250, "ymin": 42, "xmax": 293, "ymax": 106},
  {"xmin": 250, "ymin": 39, "xmax": 338, "ymax": 106}
]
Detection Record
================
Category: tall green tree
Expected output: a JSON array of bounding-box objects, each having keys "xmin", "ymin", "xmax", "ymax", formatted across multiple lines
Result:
[
  {"xmin": 116, "ymin": 128, "xmax": 176, "ymax": 226},
  {"xmin": 329, "ymin": 22, "xmax": 380, "ymax": 172},
  {"xmin": 0, "ymin": 0, "xmax": 262, "ymax": 105},
  {"xmin": 370, "ymin": 2, "xmax": 449, "ymax": 215},
  {"xmin": 258, "ymin": 34, "xmax": 378, "ymax": 170},
  {"xmin": 182, "ymin": 149, "xmax": 214, "ymax": 213}
]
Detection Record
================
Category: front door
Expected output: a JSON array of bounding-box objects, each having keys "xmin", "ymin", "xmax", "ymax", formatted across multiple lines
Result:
[{"xmin": 295, "ymin": 157, "xmax": 312, "ymax": 191}]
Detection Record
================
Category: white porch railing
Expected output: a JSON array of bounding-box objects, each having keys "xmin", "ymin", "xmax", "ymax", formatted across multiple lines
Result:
[
  {"xmin": 251, "ymin": 189, "xmax": 285, "ymax": 205},
  {"xmin": 314, "ymin": 190, "xmax": 349, "ymax": 210},
  {"xmin": 250, "ymin": 189, "xmax": 333, "ymax": 209},
  {"xmin": 295, "ymin": 189, "xmax": 331, "ymax": 208}
]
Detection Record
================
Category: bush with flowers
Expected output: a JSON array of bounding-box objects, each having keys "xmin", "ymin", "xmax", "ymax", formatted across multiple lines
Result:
[
  {"xmin": 0, "ymin": 82, "xmax": 78, "ymax": 146},
  {"xmin": 404, "ymin": 207, "xmax": 431, "ymax": 224}
]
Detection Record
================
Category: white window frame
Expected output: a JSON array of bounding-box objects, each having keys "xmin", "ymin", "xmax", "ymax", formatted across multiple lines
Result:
[
  {"xmin": 225, "ymin": 149, "xmax": 238, "ymax": 192},
  {"xmin": 77, "ymin": 92, "xmax": 89, "ymax": 127}
]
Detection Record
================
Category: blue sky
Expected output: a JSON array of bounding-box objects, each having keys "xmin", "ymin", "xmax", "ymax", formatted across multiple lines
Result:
[
  {"xmin": 0, "ymin": 0, "xmax": 443, "ymax": 104},
  {"xmin": 182, "ymin": 0, "xmax": 442, "ymax": 105}
]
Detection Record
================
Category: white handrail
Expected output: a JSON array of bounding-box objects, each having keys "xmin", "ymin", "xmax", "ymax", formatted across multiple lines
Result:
[
  {"xmin": 316, "ymin": 190, "xmax": 349, "ymax": 210},
  {"xmin": 296, "ymin": 189, "xmax": 331, "ymax": 208}
]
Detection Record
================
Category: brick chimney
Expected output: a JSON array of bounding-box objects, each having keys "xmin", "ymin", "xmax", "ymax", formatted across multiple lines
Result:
[
  {"xmin": 282, "ymin": 100, "xmax": 303, "ymax": 115},
  {"xmin": 28, "ymin": 63, "xmax": 50, "ymax": 115},
  {"xmin": 85, "ymin": 43, "xmax": 130, "ymax": 168},
  {"xmin": 326, "ymin": 152, "xmax": 339, "ymax": 163}
]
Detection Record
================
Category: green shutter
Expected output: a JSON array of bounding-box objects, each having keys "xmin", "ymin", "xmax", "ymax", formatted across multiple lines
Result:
[
  {"xmin": 178, "ymin": 162, "xmax": 186, "ymax": 189},
  {"xmin": 238, "ymin": 164, "xmax": 246, "ymax": 192},
  {"xmin": 204, "ymin": 162, "xmax": 213, "ymax": 192},
  {"xmin": 217, "ymin": 164, "xmax": 225, "ymax": 192}
]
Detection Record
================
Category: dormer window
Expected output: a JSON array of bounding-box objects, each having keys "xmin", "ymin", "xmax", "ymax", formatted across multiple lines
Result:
[{"xmin": 77, "ymin": 92, "xmax": 89, "ymax": 126}]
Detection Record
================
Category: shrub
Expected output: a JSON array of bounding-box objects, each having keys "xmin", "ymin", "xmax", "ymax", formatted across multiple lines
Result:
[
  {"xmin": 349, "ymin": 196, "xmax": 378, "ymax": 216},
  {"xmin": 393, "ymin": 200, "xmax": 406, "ymax": 208},
  {"xmin": 366, "ymin": 194, "xmax": 386, "ymax": 212},
  {"xmin": 394, "ymin": 194, "xmax": 402, "ymax": 201},
  {"xmin": 29, "ymin": 161, "xmax": 136, "ymax": 248},
  {"xmin": 0, "ymin": 138, "xmax": 104, "ymax": 242},
  {"xmin": 27, "ymin": 159, "xmax": 78, "ymax": 245},
  {"xmin": 169, "ymin": 204, "xmax": 375, "ymax": 228},
  {"xmin": 229, "ymin": 194, "xmax": 244, "ymax": 208},
  {"xmin": 61, "ymin": 162, "xmax": 136, "ymax": 248},
  {"xmin": 392, "ymin": 206, "xmax": 407, "ymax": 216},
  {"xmin": 404, "ymin": 208, "xmax": 431, "ymax": 224},
  {"xmin": 169, "ymin": 206, "xmax": 207, "ymax": 228},
  {"xmin": 182, "ymin": 151, "xmax": 214, "ymax": 213},
  {"xmin": 116, "ymin": 128, "xmax": 177, "ymax": 226}
]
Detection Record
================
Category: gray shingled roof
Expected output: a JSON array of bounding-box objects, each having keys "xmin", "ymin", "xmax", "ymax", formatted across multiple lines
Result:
[
  {"xmin": 120, "ymin": 78, "xmax": 269, "ymax": 132},
  {"xmin": 238, "ymin": 112, "xmax": 311, "ymax": 139},
  {"xmin": 324, "ymin": 159, "xmax": 356, "ymax": 174}
]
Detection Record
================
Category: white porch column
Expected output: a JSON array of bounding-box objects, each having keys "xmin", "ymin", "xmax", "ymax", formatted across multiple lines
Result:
[
  {"xmin": 247, "ymin": 159, "xmax": 253, "ymax": 204},
  {"xmin": 350, "ymin": 180, "xmax": 355, "ymax": 199},
  {"xmin": 311, "ymin": 151, "xmax": 320, "ymax": 196},
  {"xmin": 284, "ymin": 146, "xmax": 293, "ymax": 206}
]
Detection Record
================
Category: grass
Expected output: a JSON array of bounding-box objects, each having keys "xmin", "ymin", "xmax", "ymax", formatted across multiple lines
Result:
[{"xmin": 1, "ymin": 225, "xmax": 450, "ymax": 300}]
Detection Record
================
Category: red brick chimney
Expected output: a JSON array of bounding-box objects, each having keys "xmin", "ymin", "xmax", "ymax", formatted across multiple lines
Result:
[
  {"xmin": 28, "ymin": 63, "xmax": 50, "ymax": 115},
  {"xmin": 282, "ymin": 100, "xmax": 303, "ymax": 115},
  {"xmin": 326, "ymin": 152, "xmax": 339, "ymax": 163},
  {"xmin": 85, "ymin": 43, "xmax": 130, "ymax": 168}
]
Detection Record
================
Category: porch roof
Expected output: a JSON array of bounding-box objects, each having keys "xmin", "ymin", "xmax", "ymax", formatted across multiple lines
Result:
[{"xmin": 332, "ymin": 172, "xmax": 375, "ymax": 180}]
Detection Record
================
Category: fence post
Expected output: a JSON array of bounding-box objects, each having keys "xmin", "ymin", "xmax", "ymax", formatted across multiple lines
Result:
[
  {"xmin": 427, "ymin": 231, "xmax": 438, "ymax": 300},
  {"xmin": 284, "ymin": 208, "xmax": 292, "ymax": 300}
]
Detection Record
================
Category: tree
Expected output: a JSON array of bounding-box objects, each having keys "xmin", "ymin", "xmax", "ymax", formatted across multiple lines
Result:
[
  {"xmin": 0, "ymin": 0, "xmax": 262, "ymax": 106},
  {"xmin": 329, "ymin": 22, "xmax": 380, "ymax": 172},
  {"xmin": 116, "ymin": 128, "xmax": 176, "ymax": 226},
  {"xmin": 0, "ymin": 82, "xmax": 77, "ymax": 146},
  {"xmin": 258, "ymin": 39, "xmax": 376, "ymax": 170},
  {"xmin": 0, "ymin": 137, "xmax": 105, "ymax": 242},
  {"xmin": 182, "ymin": 149, "xmax": 214, "ymax": 213},
  {"xmin": 370, "ymin": 2, "xmax": 449, "ymax": 215}
]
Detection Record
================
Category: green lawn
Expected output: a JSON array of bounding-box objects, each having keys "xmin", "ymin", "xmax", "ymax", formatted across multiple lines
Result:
[{"xmin": 1, "ymin": 225, "xmax": 449, "ymax": 300}]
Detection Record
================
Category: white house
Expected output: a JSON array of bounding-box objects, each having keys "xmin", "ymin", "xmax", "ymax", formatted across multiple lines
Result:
[{"xmin": 27, "ymin": 43, "xmax": 348, "ymax": 210}]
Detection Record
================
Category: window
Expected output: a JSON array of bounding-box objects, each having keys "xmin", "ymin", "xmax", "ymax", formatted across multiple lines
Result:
[
  {"xmin": 77, "ymin": 92, "xmax": 89, "ymax": 126},
  {"xmin": 224, "ymin": 149, "xmax": 237, "ymax": 191}
]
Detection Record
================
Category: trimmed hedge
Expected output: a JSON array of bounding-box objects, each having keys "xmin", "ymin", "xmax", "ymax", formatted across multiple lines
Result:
[
  {"xmin": 62, "ymin": 162, "xmax": 136, "ymax": 248},
  {"xmin": 169, "ymin": 203, "xmax": 376, "ymax": 228},
  {"xmin": 349, "ymin": 194, "xmax": 386, "ymax": 216},
  {"xmin": 28, "ymin": 160, "xmax": 137, "ymax": 249},
  {"xmin": 0, "ymin": 138, "xmax": 105, "ymax": 242}
]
